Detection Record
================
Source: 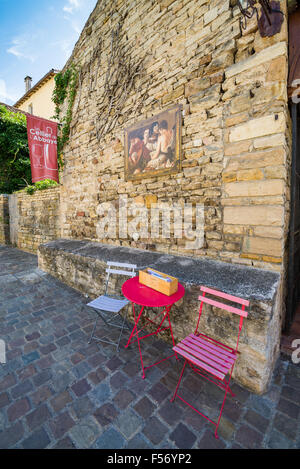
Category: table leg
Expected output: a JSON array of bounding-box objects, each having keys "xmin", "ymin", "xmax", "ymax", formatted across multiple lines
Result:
[
  {"xmin": 125, "ymin": 303, "xmax": 144, "ymax": 349},
  {"xmin": 126, "ymin": 303, "xmax": 178, "ymax": 379},
  {"xmin": 137, "ymin": 332, "xmax": 145, "ymax": 379},
  {"xmin": 125, "ymin": 303, "xmax": 146, "ymax": 378},
  {"xmin": 166, "ymin": 305, "xmax": 178, "ymax": 360}
]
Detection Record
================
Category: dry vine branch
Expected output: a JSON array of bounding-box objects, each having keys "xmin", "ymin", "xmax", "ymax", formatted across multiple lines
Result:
[
  {"xmin": 71, "ymin": 36, "xmax": 102, "ymax": 129},
  {"xmin": 94, "ymin": 15, "xmax": 147, "ymax": 144}
]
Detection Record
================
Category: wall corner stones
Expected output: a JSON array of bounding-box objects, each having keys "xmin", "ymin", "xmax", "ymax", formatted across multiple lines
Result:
[{"xmin": 0, "ymin": 195, "xmax": 10, "ymax": 245}]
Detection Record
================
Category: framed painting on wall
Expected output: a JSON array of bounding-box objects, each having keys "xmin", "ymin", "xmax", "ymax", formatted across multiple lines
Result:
[{"xmin": 124, "ymin": 105, "xmax": 182, "ymax": 181}]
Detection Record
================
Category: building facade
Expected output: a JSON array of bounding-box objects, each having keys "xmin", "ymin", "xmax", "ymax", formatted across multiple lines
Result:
[{"xmin": 14, "ymin": 69, "xmax": 59, "ymax": 121}]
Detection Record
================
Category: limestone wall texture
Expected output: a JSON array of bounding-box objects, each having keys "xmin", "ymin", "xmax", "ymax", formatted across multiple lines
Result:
[
  {"xmin": 59, "ymin": 0, "xmax": 290, "ymax": 275},
  {"xmin": 0, "ymin": 195, "xmax": 10, "ymax": 245},
  {"xmin": 3, "ymin": 188, "xmax": 61, "ymax": 253}
]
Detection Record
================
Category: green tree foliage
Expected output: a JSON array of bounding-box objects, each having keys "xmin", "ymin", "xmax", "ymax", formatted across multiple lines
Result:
[{"xmin": 0, "ymin": 105, "xmax": 31, "ymax": 193}]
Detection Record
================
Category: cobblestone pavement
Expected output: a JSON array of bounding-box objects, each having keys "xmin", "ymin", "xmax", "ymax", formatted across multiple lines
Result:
[{"xmin": 0, "ymin": 245, "xmax": 299, "ymax": 449}]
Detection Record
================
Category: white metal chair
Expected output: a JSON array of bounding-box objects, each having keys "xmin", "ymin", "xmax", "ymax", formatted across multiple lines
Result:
[{"xmin": 86, "ymin": 261, "xmax": 137, "ymax": 351}]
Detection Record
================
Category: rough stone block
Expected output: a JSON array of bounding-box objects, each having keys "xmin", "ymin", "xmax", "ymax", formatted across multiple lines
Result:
[
  {"xmin": 229, "ymin": 114, "xmax": 286, "ymax": 143},
  {"xmin": 224, "ymin": 180, "xmax": 285, "ymax": 198},
  {"xmin": 226, "ymin": 42, "xmax": 287, "ymax": 78},
  {"xmin": 243, "ymin": 237, "xmax": 283, "ymax": 257},
  {"xmin": 224, "ymin": 206, "xmax": 284, "ymax": 226}
]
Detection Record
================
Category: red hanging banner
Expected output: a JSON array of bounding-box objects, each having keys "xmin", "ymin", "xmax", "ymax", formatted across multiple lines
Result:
[{"xmin": 26, "ymin": 115, "xmax": 59, "ymax": 183}]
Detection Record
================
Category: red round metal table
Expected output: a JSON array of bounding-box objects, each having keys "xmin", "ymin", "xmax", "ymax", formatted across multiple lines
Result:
[{"xmin": 122, "ymin": 276, "xmax": 185, "ymax": 379}]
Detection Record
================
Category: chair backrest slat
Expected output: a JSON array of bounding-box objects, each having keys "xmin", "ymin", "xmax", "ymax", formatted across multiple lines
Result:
[
  {"xmin": 106, "ymin": 267, "xmax": 136, "ymax": 277},
  {"xmin": 200, "ymin": 286, "xmax": 249, "ymax": 307},
  {"xmin": 107, "ymin": 261, "xmax": 137, "ymax": 269},
  {"xmin": 198, "ymin": 295, "xmax": 248, "ymax": 318},
  {"xmin": 104, "ymin": 261, "xmax": 137, "ymax": 296},
  {"xmin": 197, "ymin": 285, "xmax": 249, "ymax": 354},
  {"xmin": 106, "ymin": 261, "xmax": 136, "ymax": 278}
]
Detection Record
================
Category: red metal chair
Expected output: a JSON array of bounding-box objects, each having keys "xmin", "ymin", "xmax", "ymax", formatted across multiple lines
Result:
[{"xmin": 171, "ymin": 286, "xmax": 249, "ymax": 439}]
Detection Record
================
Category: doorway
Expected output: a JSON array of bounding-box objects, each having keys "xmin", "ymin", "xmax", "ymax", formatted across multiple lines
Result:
[{"xmin": 286, "ymin": 102, "xmax": 300, "ymax": 331}]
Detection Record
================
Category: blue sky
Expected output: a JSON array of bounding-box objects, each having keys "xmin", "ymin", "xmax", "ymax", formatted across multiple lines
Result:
[{"xmin": 0, "ymin": 0, "xmax": 97, "ymax": 105}]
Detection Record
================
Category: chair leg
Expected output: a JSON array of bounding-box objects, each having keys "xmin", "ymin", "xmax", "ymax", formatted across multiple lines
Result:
[
  {"xmin": 214, "ymin": 385, "xmax": 231, "ymax": 439},
  {"xmin": 96, "ymin": 309, "xmax": 110, "ymax": 327},
  {"xmin": 214, "ymin": 363, "xmax": 235, "ymax": 439},
  {"xmin": 116, "ymin": 308, "xmax": 129, "ymax": 353},
  {"xmin": 88, "ymin": 316, "xmax": 99, "ymax": 344},
  {"xmin": 171, "ymin": 359, "xmax": 187, "ymax": 403},
  {"xmin": 116, "ymin": 309, "xmax": 131, "ymax": 331},
  {"xmin": 125, "ymin": 305, "xmax": 144, "ymax": 349}
]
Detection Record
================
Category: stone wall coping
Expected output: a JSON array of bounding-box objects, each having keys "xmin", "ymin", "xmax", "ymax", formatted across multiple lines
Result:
[
  {"xmin": 39, "ymin": 239, "xmax": 280, "ymax": 302},
  {"xmin": 13, "ymin": 187, "xmax": 61, "ymax": 197}
]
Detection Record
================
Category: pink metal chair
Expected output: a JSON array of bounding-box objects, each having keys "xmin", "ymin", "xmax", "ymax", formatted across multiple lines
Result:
[{"xmin": 171, "ymin": 286, "xmax": 249, "ymax": 439}]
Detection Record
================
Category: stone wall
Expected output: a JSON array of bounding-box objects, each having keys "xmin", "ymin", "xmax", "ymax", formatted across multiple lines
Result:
[
  {"xmin": 59, "ymin": 0, "xmax": 290, "ymax": 274},
  {"xmin": 0, "ymin": 195, "xmax": 10, "ymax": 245},
  {"xmin": 15, "ymin": 188, "xmax": 61, "ymax": 253},
  {"xmin": 0, "ymin": 188, "xmax": 61, "ymax": 253}
]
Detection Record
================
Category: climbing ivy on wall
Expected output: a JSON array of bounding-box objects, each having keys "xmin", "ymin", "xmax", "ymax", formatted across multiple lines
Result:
[
  {"xmin": 52, "ymin": 64, "xmax": 79, "ymax": 166},
  {"xmin": 0, "ymin": 105, "xmax": 31, "ymax": 194}
]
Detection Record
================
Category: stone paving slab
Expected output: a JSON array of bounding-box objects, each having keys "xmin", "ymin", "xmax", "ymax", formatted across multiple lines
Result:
[{"xmin": 0, "ymin": 245, "xmax": 299, "ymax": 449}]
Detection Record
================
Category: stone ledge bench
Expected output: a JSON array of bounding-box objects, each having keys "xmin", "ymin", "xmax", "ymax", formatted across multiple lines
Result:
[{"xmin": 38, "ymin": 239, "xmax": 281, "ymax": 394}]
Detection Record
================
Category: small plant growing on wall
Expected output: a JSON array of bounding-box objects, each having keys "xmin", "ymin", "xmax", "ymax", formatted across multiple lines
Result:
[
  {"xmin": 52, "ymin": 64, "xmax": 79, "ymax": 168},
  {"xmin": 25, "ymin": 179, "xmax": 59, "ymax": 195}
]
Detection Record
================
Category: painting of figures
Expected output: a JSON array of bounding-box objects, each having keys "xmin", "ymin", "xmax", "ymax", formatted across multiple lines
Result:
[{"xmin": 124, "ymin": 105, "xmax": 182, "ymax": 180}]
